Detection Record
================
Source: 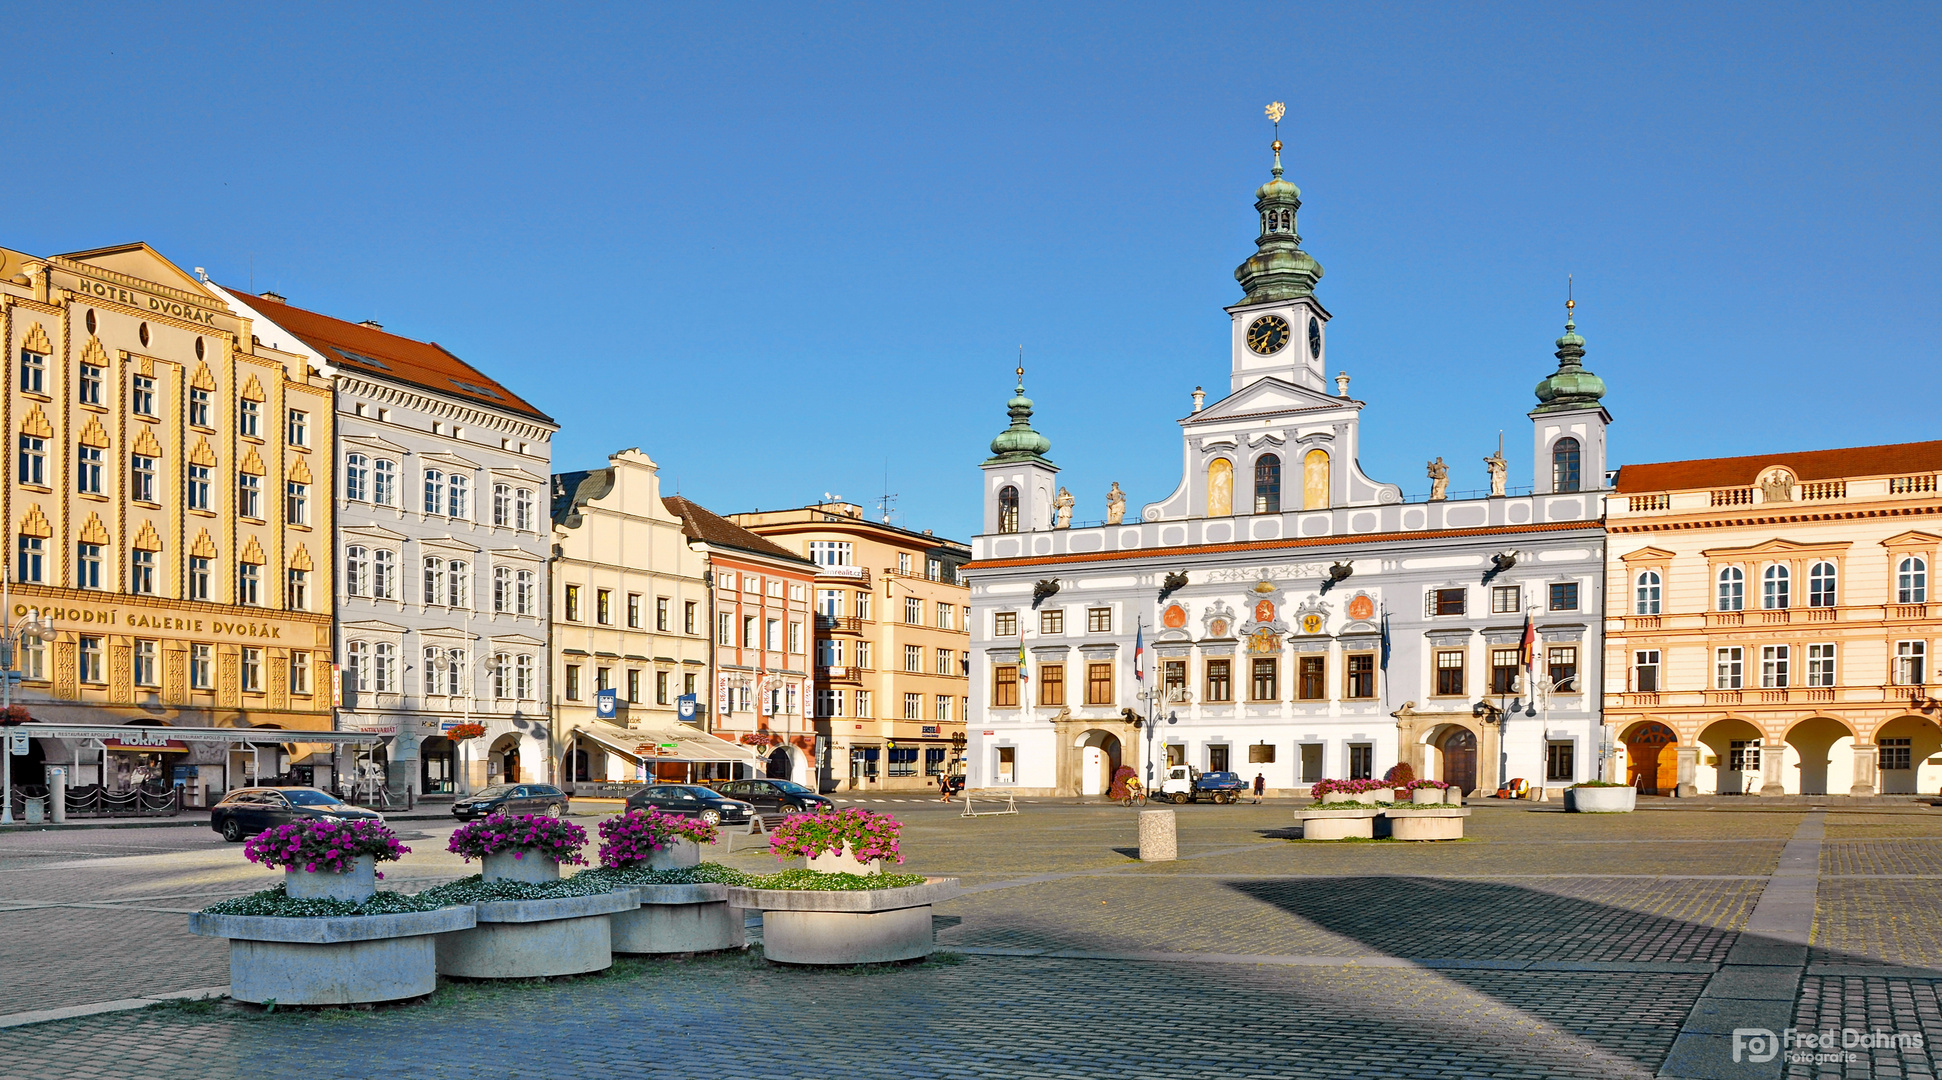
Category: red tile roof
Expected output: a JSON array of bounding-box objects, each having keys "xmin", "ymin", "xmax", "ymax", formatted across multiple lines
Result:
[
  {"xmin": 964, "ymin": 519, "xmax": 1596, "ymax": 571},
  {"xmin": 228, "ymin": 289, "xmax": 552, "ymax": 423},
  {"xmin": 663, "ymin": 496, "xmax": 818, "ymax": 568},
  {"xmin": 1615, "ymin": 440, "xmax": 1942, "ymax": 494}
]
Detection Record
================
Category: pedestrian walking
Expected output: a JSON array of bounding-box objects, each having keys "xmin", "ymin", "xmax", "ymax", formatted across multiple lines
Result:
[
  {"xmin": 1252, "ymin": 772, "xmax": 1266, "ymax": 804},
  {"xmin": 938, "ymin": 773, "xmax": 952, "ymax": 802}
]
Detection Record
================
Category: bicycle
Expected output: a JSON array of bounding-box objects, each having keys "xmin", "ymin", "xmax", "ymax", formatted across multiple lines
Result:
[{"xmin": 1119, "ymin": 787, "xmax": 1147, "ymax": 808}]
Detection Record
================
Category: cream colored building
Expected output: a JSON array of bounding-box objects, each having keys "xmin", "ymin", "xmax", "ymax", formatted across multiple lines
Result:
[
  {"xmin": 1604, "ymin": 440, "xmax": 1942, "ymax": 796},
  {"xmin": 729, "ymin": 502, "xmax": 971, "ymax": 792},
  {"xmin": 0, "ymin": 243, "xmax": 335, "ymax": 805}
]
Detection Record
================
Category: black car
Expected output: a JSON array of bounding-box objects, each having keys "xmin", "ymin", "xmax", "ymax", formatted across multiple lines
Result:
[
  {"xmin": 711, "ymin": 778, "xmax": 833, "ymax": 816},
  {"xmin": 210, "ymin": 787, "xmax": 384, "ymax": 843},
  {"xmin": 624, "ymin": 784, "xmax": 754, "ymax": 825},
  {"xmin": 450, "ymin": 783, "xmax": 570, "ymax": 822}
]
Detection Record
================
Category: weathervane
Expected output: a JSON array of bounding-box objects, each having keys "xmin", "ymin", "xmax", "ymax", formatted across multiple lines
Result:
[
  {"xmin": 1265, "ymin": 102, "xmax": 1286, "ymax": 174},
  {"xmin": 1566, "ymin": 274, "xmax": 1575, "ymax": 328},
  {"xmin": 1016, "ymin": 344, "xmax": 1025, "ymax": 389}
]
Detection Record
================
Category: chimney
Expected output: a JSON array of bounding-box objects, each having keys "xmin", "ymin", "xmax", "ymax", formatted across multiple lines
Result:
[
  {"xmin": 1191, "ymin": 386, "xmax": 1205, "ymax": 413},
  {"xmin": 259, "ymin": 291, "xmax": 286, "ymax": 304},
  {"xmin": 358, "ymin": 320, "xmax": 383, "ymax": 331}
]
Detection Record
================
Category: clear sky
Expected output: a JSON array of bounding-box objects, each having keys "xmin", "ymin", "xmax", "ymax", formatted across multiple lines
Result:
[{"xmin": 11, "ymin": 3, "xmax": 1937, "ymax": 540}]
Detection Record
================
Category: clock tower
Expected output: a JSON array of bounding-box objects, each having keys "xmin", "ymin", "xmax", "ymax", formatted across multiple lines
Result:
[
  {"xmin": 1228, "ymin": 127, "xmax": 1329, "ymax": 395},
  {"xmin": 980, "ymin": 367, "xmax": 1059, "ymax": 535}
]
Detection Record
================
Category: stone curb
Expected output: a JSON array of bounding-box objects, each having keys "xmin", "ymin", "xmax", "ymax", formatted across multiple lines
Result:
[
  {"xmin": 187, "ymin": 905, "xmax": 476, "ymax": 943},
  {"xmin": 0, "ymin": 986, "xmax": 230, "ymax": 1030}
]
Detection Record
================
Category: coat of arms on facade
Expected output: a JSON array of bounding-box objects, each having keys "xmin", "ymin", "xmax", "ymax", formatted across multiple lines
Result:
[
  {"xmin": 1759, "ymin": 468, "xmax": 1795, "ymax": 503},
  {"xmin": 1162, "ymin": 603, "xmax": 1188, "ymax": 629},
  {"xmin": 1291, "ymin": 595, "xmax": 1332, "ymax": 636},
  {"xmin": 1239, "ymin": 580, "xmax": 1290, "ymax": 643},
  {"xmin": 1344, "ymin": 591, "xmax": 1379, "ymax": 630},
  {"xmin": 1200, "ymin": 599, "xmax": 1237, "ymax": 640}
]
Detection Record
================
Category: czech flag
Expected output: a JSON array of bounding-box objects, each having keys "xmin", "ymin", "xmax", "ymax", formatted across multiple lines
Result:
[
  {"xmin": 1134, "ymin": 622, "xmax": 1145, "ymax": 683},
  {"xmin": 1519, "ymin": 613, "xmax": 1537, "ymax": 680}
]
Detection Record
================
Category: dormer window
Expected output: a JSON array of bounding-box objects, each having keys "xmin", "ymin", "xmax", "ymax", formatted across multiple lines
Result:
[{"xmin": 997, "ymin": 486, "xmax": 1019, "ymax": 534}]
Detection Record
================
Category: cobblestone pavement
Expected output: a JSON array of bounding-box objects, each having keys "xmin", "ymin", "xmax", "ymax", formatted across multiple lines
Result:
[{"xmin": 2, "ymin": 800, "xmax": 1942, "ymax": 1078}]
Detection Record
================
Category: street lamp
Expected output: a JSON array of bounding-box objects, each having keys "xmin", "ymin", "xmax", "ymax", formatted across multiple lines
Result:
[{"xmin": 0, "ymin": 574, "xmax": 57, "ymax": 824}]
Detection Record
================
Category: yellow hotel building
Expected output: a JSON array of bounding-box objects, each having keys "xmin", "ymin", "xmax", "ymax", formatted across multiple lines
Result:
[
  {"xmin": 1604, "ymin": 440, "xmax": 1942, "ymax": 797},
  {"xmin": 0, "ymin": 243, "xmax": 334, "ymax": 804}
]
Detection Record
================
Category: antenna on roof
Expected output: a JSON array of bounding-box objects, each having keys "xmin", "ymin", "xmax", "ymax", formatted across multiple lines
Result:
[{"xmin": 877, "ymin": 459, "xmax": 898, "ymax": 524}]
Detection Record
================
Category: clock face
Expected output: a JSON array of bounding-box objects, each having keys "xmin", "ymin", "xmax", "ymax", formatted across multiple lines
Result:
[
  {"xmin": 1246, "ymin": 315, "xmax": 1290, "ymax": 355},
  {"xmin": 1308, "ymin": 317, "xmax": 1322, "ymax": 358}
]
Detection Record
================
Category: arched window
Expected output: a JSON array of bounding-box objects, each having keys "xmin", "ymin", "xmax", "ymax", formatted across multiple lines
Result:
[
  {"xmin": 997, "ymin": 486, "xmax": 1020, "ymax": 533},
  {"xmin": 372, "ymin": 459, "xmax": 396, "ymax": 506},
  {"xmin": 1206, "ymin": 459, "xmax": 1233, "ymax": 516},
  {"xmin": 1635, "ymin": 570, "xmax": 1661, "ymax": 615},
  {"xmin": 1900, "ymin": 556, "xmax": 1929, "ymax": 603},
  {"xmin": 344, "ymin": 545, "xmax": 367, "ymax": 597},
  {"xmin": 1808, "ymin": 561, "xmax": 1837, "ymax": 607},
  {"xmin": 1253, "ymin": 454, "xmax": 1282, "ymax": 514},
  {"xmin": 1552, "ymin": 438, "xmax": 1582, "ymax": 493},
  {"xmin": 344, "ymin": 454, "xmax": 368, "ymax": 502},
  {"xmin": 1717, "ymin": 566, "xmax": 1745, "ymax": 611},
  {"xmin": 1762, "ymin": 564, "xmax": 1790, "ymax": 609},
  {"xmin": 1302, "ymin": 449, "xmax": 1330, "ymax": 510},
  {"xmin": 372, "ymin": 549, "xmax": 396, "ymax": 600}
]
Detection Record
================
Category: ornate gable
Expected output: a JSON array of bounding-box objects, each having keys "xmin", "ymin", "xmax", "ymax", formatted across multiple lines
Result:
[
  {"xmin": 239, "ymin": 446, "xmax": 265, "ymax": 475},
  {"xmin": 18, "ymin": 505, "xmax": 51, "ymax": 539},
  {"xmin": 240, "ymin": 536, "xmax": 267, "ymax": 564},
  {"xmin": 78, "ymin": 416, "xmax": 110, "ymax": 448},
  {"xmin": 18, "ymin": 405, "xmax": 52, "ymax": 439},
  {"xmin": 288, "ymin": 456, "xmax": 313, "ymax": 484},
  {"xmin": 289, "ymin": 544, "xmax": 314, "ymax": 571},
  {"xmin": 191, "ymin": 362, "xmax": 217, "ymax": 391},
  {"xmin": 190, "ymin": 529, "xmax": 218, "ymax": 559},
  {"xmin": 189, "ymin": 437, "xmax": 218, "ymax": 467},
  {"xmin": 132, "ymin": 520, "xmax": 163, "ymax": 551},
  {"xmin": 132, "ymin": 428, "xmax": 163, "ymax": 457},
  {"xmin": 240, "ymin": 374, "xmax": 266, "ymax": 401},
  {"xmin": 78, "ymin": 513, "xmax": 110, "ymax": 546},
  {"xmin": 81, "ymin": 336, "xmax": 111, "ymax": 369},
  {"xmin": 20, "ymin": 322, "xmax": 51, "ymax": 355}
]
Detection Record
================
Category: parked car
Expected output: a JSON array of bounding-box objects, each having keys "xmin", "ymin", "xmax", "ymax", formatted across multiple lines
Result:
[
  {"xmin": 450, "ymin": 783, "xmax": 570, "ymax": 822},
  {"xmin": 709, "ymin": 778, "xmax": 832, "ymax": 816},
  {"xmin": 624, "ymin": 784, "xmax": 754, "ymax": 826},
  {"xmin": 210, "ymin": 787, "xmax": 384, "ymax": 843},
  {"xmin": 1157, "ymin": 766, "xmax": 1247, "ymax": 805}
]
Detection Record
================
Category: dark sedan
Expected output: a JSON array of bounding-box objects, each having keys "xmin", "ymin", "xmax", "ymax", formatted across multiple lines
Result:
[
  {"xmin": 624, "ymin": 784, "xmax": 754, "ymax": 826},
  {"xmin": 710, "ymin": 778, "xmax": 832, "ymax": 817},
  {"xmin": 450, "ymin": 783, "xmax": 569, "ymax": 822},
  {"xmin": 210, "ymin": 787, "xmax": 383, "ymax": 842}
]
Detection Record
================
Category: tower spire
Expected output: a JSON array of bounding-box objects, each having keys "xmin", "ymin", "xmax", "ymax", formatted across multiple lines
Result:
[
  {"xmin": 1235, "ymin": 101, "xmax": 1322, "ymax": 304},
  {"xmin": 985, "ymin": 356, "xmax": 1052, "ymax": 464},
  {"xmin": 1531, "ymin": 277, "xmax": 1606, "ymax": 413}
]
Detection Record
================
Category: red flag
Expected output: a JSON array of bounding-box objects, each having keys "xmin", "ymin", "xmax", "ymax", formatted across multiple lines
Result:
[{"xmin": 1519, "ymin": 614, "xmax": 1537, "ymax": 675}]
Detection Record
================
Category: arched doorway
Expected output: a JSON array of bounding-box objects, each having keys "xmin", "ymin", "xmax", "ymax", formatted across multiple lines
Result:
[
  {"xmin": 1785, "ymin": 716, "xmax": 1855, "ymax": 796},
  {"xmin": 767, "ymin": 746, "xmax": 801, "ymax": 782},
  {"xmin": 1624, "ymin": 721, "xmax": 1679, "ymax": 795},
  {"xmin": 420, "ymin": 737, "xmax": 456, "ymax": 795},
  {"xmin": 1438, "ymin": 727, "xmax": 1478, "ymax": 795},
  {"xmin": 487, "ymin": 734, "xmax": 521, "ymax": 785},
  {"xmin": 1874, "ymin": 715, "xmax": 1942, "ymax": 795},
  {"xmin": 1072, "ymin": 730, "xmax": 1123, "ymax": 797},
  {"xmin": 1695, "ymin": 718, "xmax": 1765, "ymax": 795}
]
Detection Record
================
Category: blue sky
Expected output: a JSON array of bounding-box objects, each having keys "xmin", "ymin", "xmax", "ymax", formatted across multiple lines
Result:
[{"xmin": 11, "ymin": 2, "xmax": 1937, "ymax": 540}]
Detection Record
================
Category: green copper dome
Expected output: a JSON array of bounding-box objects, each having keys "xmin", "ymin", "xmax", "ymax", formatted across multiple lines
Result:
[
  {"xmin": 1235, "ymin": 141, "xmax": 1323, "ymax": 304},
  {"xmin": 1531, "ymin": 306, "xmax": 1608, "ymax": 413},
  {"xmin": 985, "ymin": 371, "xmax": 1052, "ymax": 464}
]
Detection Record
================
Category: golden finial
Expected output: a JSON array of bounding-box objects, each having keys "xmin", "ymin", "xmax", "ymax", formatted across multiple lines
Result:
[
  {"xmin": 1565, "ymin": 274, "xmax": 1576, "ymax": 329},
  {"xmin": 1265, "ymin": 102, "xmax": 1288, "ymax": 178},
  {"xmin": 1016, "ymin": 346, "xmax": 1025, "ymax": 390},
  {"xmin": 1266, "ymin": 102, "xmax": 1286, "ymax": 124}
]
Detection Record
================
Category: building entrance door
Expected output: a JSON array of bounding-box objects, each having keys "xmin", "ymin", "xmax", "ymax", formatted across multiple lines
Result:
[
  {"xmin": 1440, "ymin": 728, "xmax": 1477, "ymax": 794},
  {"xmin": 1625, "ymin": 722, "xmax": 1679, "ymax": 795},
  {"xmin": 1081, "ymin": 746, "xmax": 1104, "ymax": 795}
]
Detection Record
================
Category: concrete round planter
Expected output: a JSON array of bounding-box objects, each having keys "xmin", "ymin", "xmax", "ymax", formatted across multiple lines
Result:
[
  {"xmin": 1409, "ymin": 788, "xmax": 1446, "ymax": 806},
  {"xmin": 188, "ymin": 906, "xmax": 475, "ymax": 1005},
  {"xmin": 435, "ymin": 890, "xmax": 639, "ymax": 979},
  {"xmin": 725, "ymin": 878, "xmax": 960, "ymax": 966},
  {"xmin": 1444, "ymin": 787, "xmax": 1465, "ymax": 805},
  {"xmin": 1294, "ymin": 807, "xmax": 1380, "ymax": 840},
  {"xmin": 646, "ymin": 839, "xmax": 702, "ymax": 871},
  {"xmin": 1384, "ymin": 807, "xmax": 1472, "ymax": 840},
  {"xmin": 285, "ymin": 854, "xmax": 377, "ymax": 903},
  {"xmin": 611, "ymin": 882, "xmax": 742, "ymax": 955},
  {"xmin": 806, "ymin": 846, "xmax": 885, "ymax": 876},
  {"xmin": 1319, "ymin": 790, "xmax": 1359, "ymax": 805},
  {"xmin": 482, "ymin": 850, "xmax": 564, "ymax": 883},
  {"xmin": 1566, "ymin": 786, "xmax": 1637, "ymax": 813}
]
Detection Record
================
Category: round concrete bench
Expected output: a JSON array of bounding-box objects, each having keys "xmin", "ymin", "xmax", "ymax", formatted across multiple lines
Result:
[
  {"xmin": 435, "ymin": 890, "xmax": 639, "ymax": 979},
  {"xmin": 612, "ymin": 882, "xmax": 743, "ymax": 955},
  {"xmin": 726, "ymin": 878, "xmax": 961, "ymax": 966},
  {"xmin": 188, "ymin": 906, "xmax": 476, "ymax": 1005},
  {"xmin": 1294, "ymin": 807, "xmax": 1381, "ymax": 840},
  {"xmin": 1382, "ymin": 807, "xmax": 1472, "ymax": 840}
]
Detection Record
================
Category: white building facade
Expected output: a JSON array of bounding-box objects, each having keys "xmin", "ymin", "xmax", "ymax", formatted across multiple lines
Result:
[{"xmin": 962, "ymin": 140, "xmax": 1612, "ymax": 797}]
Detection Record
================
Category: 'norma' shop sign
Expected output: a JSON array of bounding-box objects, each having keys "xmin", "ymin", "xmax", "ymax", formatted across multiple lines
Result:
[{"xmin": 12, "ymin": 603, "xmax": 297, "ymax": 640}]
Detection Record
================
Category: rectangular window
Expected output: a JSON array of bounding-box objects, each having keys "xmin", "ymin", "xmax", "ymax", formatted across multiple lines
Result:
[
  {"xmin": 238, "ymin": 563, "xmax": 261, "ymax": 606},
  {"xmin": 1205, "ymin": 658, "xmax": 1232, "ymax": 702},
  {"xmin": 1039, "ymin": 663, "xmax": 1065, "ymax": 706},
  {"xmin": 717, "ymin": 612, "xmax": 732, "ymax": 645},
  {"xmin": 16, "ymin": 535, "xmax": 43, "ymax": 584},
  {"xmin": 808, "ymin": 540, "xmax": 852, "ymax": 566},
  {"xmin": 285, "ymin": 481, "xmax": 308, "ymax": 525},
  {"xmin": 596, "ymin": 666, "xmax": 611, "ymax": 693},
  {"xmin": 1346, "ymin": 654, "xmax": 1376, "ymax": 699},
  {"xmin": 1435, "ymin": 650, "xmax": 1465, "ymax": 696},
  {"xmin": 187, "ymin": 464, "xmax": 211, "ymax": 511},
  {"xmin": 790, "ymin": 621, "xmax": 804, "ymax": 654},
  {"xmin": 565, "ymin": 665, "xmax": 581, "ymax": 700},
  {"xmin": 1716, "ymin": 646, "xmax": 1745, "ymax": 690},
  {"xmin": 1547, "ymin": 645, "xmax": 1578, "ymax": 691},
  {"xmin": 936, "ymin": 647, "xmax": 954, "ymax": 675},
  {"xmin": 1491, "ymin": 648, "xmax": 1521, "ymax": 694},
  {"xmin": 903, "ymin": 692, "xmax": 922, "ymax": 720},
  {"xmin": 75, "ymin": 543, "xmax": 102, "ymax": 590},
  {"xmin": 855, "ymin": 641, "xmax": 871, "ymax": 668},
  {"xmin": 817, "ymin": 638, "xmax": 842, "ymax": 668},
  {"xmin": 1348, "ymin": 744, "xmax": 1373, "ymax": 781},
  {"xmin": 77, "ymin": 445, "xmax": 103, "ymax": 494},
  {"xmin": 130, "ymin": 549, "xmax": 155, "ymax": 595},
  {"xmin": 1806, "ymin": 643, "xmax": 1836, "ymax": 687},
  {"xmin": 767, "ymin": 618, "xmax": 782, "ymax": 651},
  {"xmin": 935, "ymin": 695, "xmax": 953, "ymax": 722},
  {"xmin": 854, "ymin": 592, "xmax": 871, "ymax": 620},
  {"xmin": 992, "ymin": 665, "xmax": 1019, "ymax": 707},
  {"xmin": 1433, "ymin": 588, "xmax": 1466, "ymax": 616},
  {"xmin": 1087, "ymin": 608, "xmax": 1113, "ymax": 634},
  {"xmin": 925, "ymin": 748, "xmax": 946, "ymax": 776},
  {"xmin": 1634, "ymin": 649, "xmax": 1661, "ymax": 692},
  {"xmin": 684, "ymin": 601, "xmax": 697, "ymax": 634},
  {"xmin": 1548, "ymin": 582, "xmax": 1579, "ymax": 611},
  {"xmin": 188, "ymin": 557, "xmax": 211, "ymax": 601},
  {"xmin": 133, "ymin": 640, "xmax": 157, "ymax": 686},
  {"xmin": 742, "ymin": 615, "xmax": 755, "ymax": 646},
  {"xmin": 937, "ymin": 602, "xmax": 955, "ymax": 630},
  {"xmin": 655, "ymin": 671, "xmax": 669, "ymax": 705},
  {"xmin": 19, "ymin": 349, "xmax": 44, "ymax": 394},
  {"xmin": 646, "ymin": 595, "xmax": 659, "ymax": 630},
  {"xmin": 565, "ymin": 584, "xmax": 581, "ymax": 621},
  {"xmin": 905, "ymin": 596, "xmax": 922, "ymax": 624},
  {"xmin": 1491, "ymin": 586, "xmax": 1522, "ymax": 614},
  {"xmin": 854, "ymin": 690, "xmax": 871, "ymax": 717},
  {"xmin": 1881, "ymin": 738, "xmax": 1914, "ymax": 772},
  {"xmin": 287, "ymin": 409, "xmax": 308, "ymax": 447},
  {"xmin": 1894, "ymin": 641, "xmax": 1926, "ymax": 686},
  {"xmin": 596, "ymin": 588, "xmax": 612, "ymax": 624},
  {"xmin": 1729, "ymin": 739, "xmax": 1761, "ymax": 772},
  {"xmin": 994, "ymin": 611, "xmax": 1018, "ymax": 637},
  {"xmin": 1040, "ymin": 609, "xmax": 1064, "ymax": 635},
  {"xmin": 626, "ymin": 669, "xmax": 641, "ymax": 703},
  {"xmin": 1759, "ymin": 645, "xmax": 1791, "ymax": 688},
  {"xmin": 190, "ymin": 644, "xmax": 213, "ymax": 690},
  {"xmin": 290, "ymin": 651, "xmax": 311, "ymax": 694},
  {"xmin": 285, "ymin": 567, "xmax": 307, "ymax": 610},
  {"xmin": 237, "ymin": 473, "xmax": 261, "ymax": 519},
  {"xmin": 1297, "ymin": 655, "xmax": 1325, "ymax": 700},
  {"xmin": 904, "ymin": 644, "xmax": 922, "ymax": 672},
  {"xmin": 238, "ymin": 399, "xmax": 260, "ymax": 438},
  {"xmin": 17, "ymin": 436, "xmax": 44, "ymax": 486},
  {"xmin": 78, "ymin": 364, "xmax": 102, "ymax": 405},
  {"xmin": 817, "ymin": 589, "xmax": 841, "ymax": 618},
  {"xmin": 17, "ymin": 635, "xmax": 41, "ymax": 680},
  {"xmin": 131, "ymin": 455, "xmax": 156, "ymax": 503},
  {"xmin": 188, "ymin": 387, "xmax": 211, "ymax": 428},
  {"xmin": 1250, "ymin": 657, "xmax": 1279, "ymax": 701},
  {"xmin": 1546, "ymin": 741, "xmax": 1575, "ymax": 782},
  {"xmin": 242, "ymin": 648, "xmax": 262, "ymax": 692},
  {"xmin": 1086, "ymin": 662, "xmax": 1114, "ymax": 705},
  {"xmin": 131, "ymin": 375, "xmax": 156, "ymax": 416},
  {"xmin": 79, "ymin": 636, "xmax": 103, "ymax": 684},
  {"xmin": 1162, "ymin": 659, "xmax": 1186, "ymax": 699}
]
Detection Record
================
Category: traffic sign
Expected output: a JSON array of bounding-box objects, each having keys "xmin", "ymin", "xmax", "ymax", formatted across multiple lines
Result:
[{"xmin": 7, "ymin": 732, "xmax": 27, "ymax": 756}]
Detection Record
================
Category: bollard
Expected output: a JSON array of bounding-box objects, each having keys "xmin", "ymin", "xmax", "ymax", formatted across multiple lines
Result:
[
  {"xmin": 1137, "ymin": 808, "xmax": 1178, "ymax": 862},
  {"xmin": 48, "ymin": 767, "xmax": 66, "ymax": 825}
]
